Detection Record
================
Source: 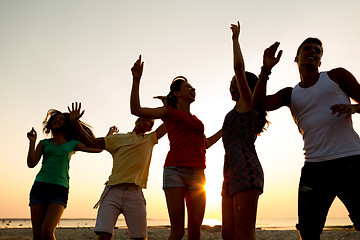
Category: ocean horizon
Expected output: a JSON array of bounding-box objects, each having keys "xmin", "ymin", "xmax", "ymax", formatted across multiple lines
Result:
[{"xmin": 0, "ymin": 218, "xmax": 353, "ymax": 230}]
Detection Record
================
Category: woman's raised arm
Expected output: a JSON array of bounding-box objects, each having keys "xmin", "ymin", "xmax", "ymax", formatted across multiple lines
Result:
[
  {"xmin": 231, "ymin": 22, "xmax": 252, "ymax": 110},
  {"xmin": 130, "ymin": 55, "xmax": 168, "ymax": 119}
]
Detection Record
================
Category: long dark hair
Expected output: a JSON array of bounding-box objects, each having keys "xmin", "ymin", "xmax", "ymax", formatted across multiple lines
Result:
[
  {"xmin": 43, "ymin": 109, "xmax": 94, "ymax": 141},
  {"xmin": 244, "ymin": 72, "xmax": 269, "ymax": 134},
  {"xmin": 166, "ymin": 76, "xmax": 188, "ymax": 109}
]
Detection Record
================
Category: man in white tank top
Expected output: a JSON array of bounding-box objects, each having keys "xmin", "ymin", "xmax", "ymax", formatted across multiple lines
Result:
[{"xmin": 253, "ymin": 38, "xmax": 360, "ymax": 240}]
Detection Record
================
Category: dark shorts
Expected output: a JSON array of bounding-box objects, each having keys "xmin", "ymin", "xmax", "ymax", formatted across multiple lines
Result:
[
  {"xmin": 296, "ymin": 155, "xmax": 360, "ymax": 235},
  {"xmin": 29, "ymin": 181, "xmax": 69, "ymax": 208}
]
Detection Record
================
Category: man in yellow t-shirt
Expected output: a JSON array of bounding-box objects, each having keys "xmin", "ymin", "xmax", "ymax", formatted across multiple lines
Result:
[{"xmin": 69, "ymin": 105, "xmax": 166, "ymax": 240}]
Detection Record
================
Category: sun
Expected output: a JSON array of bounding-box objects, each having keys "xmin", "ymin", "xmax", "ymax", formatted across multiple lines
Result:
[
  {"xmin": 202, "ymin": 218, "xmax": 221, "ymax": 227},
  {"xmin": 204, "ymin": 182, "xmax": 222, "ymax": 202},
  {"xmin": 204, "ymin": 163, "xmax": 222, "ymax": 196}
]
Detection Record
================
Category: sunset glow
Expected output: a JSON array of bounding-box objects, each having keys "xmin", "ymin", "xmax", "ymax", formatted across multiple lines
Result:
[{"xmin": 1, "ymin": 1, "xmax": 360, "ymax": 225}]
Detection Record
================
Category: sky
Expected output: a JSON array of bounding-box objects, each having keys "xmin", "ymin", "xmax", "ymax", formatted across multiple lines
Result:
[{"xmin": 1, "ymin": 0, "xmax": 360, "ymax": 224}]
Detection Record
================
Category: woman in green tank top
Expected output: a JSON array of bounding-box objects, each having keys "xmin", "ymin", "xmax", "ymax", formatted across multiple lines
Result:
[{"xmin": 27, "ymin": 109, "xmax": 101, "ymax": 240}]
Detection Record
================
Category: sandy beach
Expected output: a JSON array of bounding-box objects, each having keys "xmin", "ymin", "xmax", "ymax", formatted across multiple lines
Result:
[{"xmin": 0, "ymin": 226, "xmax": 358, "ymax": 240}]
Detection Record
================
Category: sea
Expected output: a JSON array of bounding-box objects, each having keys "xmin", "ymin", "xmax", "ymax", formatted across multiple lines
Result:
[{"xmin": 0, "ymin": 218, "xmax": 353, "ymax": 230}]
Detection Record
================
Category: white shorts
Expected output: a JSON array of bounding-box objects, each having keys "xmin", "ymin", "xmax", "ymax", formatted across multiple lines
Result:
[{"xmin": 94, "ymin": 184, "xmax": 147, "ymax": 238}]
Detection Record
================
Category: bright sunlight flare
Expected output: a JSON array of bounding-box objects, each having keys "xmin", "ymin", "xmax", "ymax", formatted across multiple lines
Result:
[{"xmin": 202, "ymin": 218, "xmax": 221, "ymax": 227}]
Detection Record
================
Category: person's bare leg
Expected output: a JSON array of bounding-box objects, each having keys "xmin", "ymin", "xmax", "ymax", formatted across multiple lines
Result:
[
  {"xmin": 40, "ymin": 203, "xmax": 65, "ymax": 240},
  {"xmin": 185, "ymin": 187, "xmax": 206, "ymax": 240},
  {"xmin": 233, "ymin": 189, "xmax": 260, "ymax": 240},
  {"xmin": 221, "ymin": 197, "xmax": 235, "ymax": 240},
  {"xmin": 164, "ymin": 188, "xmax": 186, "ymax": 240},
  {"xmin": 30, "ymin": 205, "xmax": 46, "ymax": 240}
]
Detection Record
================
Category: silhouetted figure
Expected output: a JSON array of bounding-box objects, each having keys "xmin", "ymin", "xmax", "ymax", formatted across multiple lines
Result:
[
  {"xmin": 253, "ymin": 37, "xmax": 360, "ymax": 240},
  {"xmin": 130, "ymin": 56, "xmax": 222, "ymax": 240},
  {"xmin": 69, "ymin": 102, "xmax": 166, "ymax": 240},
  {"xmin": 27, "ymin": 109, "xmax": 100, "ymax": 240},
  {"xmin": 221, "ymin": 21, "xmax": 281, "ymax": 240}
]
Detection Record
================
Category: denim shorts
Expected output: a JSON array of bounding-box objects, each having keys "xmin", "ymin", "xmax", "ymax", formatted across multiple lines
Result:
[
  {"xmin": 163, "ymin": 166, "xmax": 206, "ymax": 189},
  {"xmin": 29, "ymin": 181, "xmax": 69, "ymax": 208},
  {"xmin": 296, "ymin": 155, "xmax": 360, "ymax": 235}
]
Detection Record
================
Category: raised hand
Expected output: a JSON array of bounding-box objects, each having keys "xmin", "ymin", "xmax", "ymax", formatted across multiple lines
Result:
[
  {"xmin": 263, "ymin": 42, "xmax": 283, "ymax": 71},
  {"xmin": 27, "ymin": 127, "xmax": 37, "ymax": 142},
  {"xmin": 68, "ymin": 102, "xmax": 85, "ymax": 122},
  {"xmin": 230, "ymin": 21, "xmax": 240, "ymax": 40},
  {"xmin": 107, "ymin": 126, "xmax": 119, "ymax": 136},
  {"xmin": 131, "ymin": 55, "xmax": 144, "ymax": 81}
]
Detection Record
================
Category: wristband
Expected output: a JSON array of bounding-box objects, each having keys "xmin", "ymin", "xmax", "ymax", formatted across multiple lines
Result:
[
  {"xmin": 261, "ymin": 66, "xmax": 272, "ymax": 75},
  {"xmin": 258, "ymin": 73, "xmax": 269, "ymax": 82},
  {"xmin": 258, "ymin": 67, "xmax": 271, "ymax": 82}
]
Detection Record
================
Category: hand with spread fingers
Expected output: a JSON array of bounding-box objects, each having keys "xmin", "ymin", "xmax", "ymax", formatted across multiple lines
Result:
[
  {"xmin": 68, "ymin": 102, "xmax": 85, "ymax": 122},
  {"xmin": 330, "ymin": 103, "xmax": 360, "ymax": 118},
  {"xmin": 263, "ymin": 42, "xmax": 283, "ymax": 72}
]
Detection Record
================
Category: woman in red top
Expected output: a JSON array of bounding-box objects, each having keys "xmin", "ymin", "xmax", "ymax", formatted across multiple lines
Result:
[{"xmin": 130, "ymin": 56, "xmax": 222, "ymax": 240}]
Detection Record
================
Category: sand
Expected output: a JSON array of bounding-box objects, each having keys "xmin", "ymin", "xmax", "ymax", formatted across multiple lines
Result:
[{"xmin": 0, "ymin": 226, "xmax": 358, "ymax": 240}]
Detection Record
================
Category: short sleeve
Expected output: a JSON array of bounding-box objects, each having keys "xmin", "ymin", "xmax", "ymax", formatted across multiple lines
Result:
[
  {"xmin": 104, "ymin": 134, "xmax": 127, "ymax": 152},
  {"xmin": 149, "ymin": 131, "xmax": 158, "ymax": 145}
]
